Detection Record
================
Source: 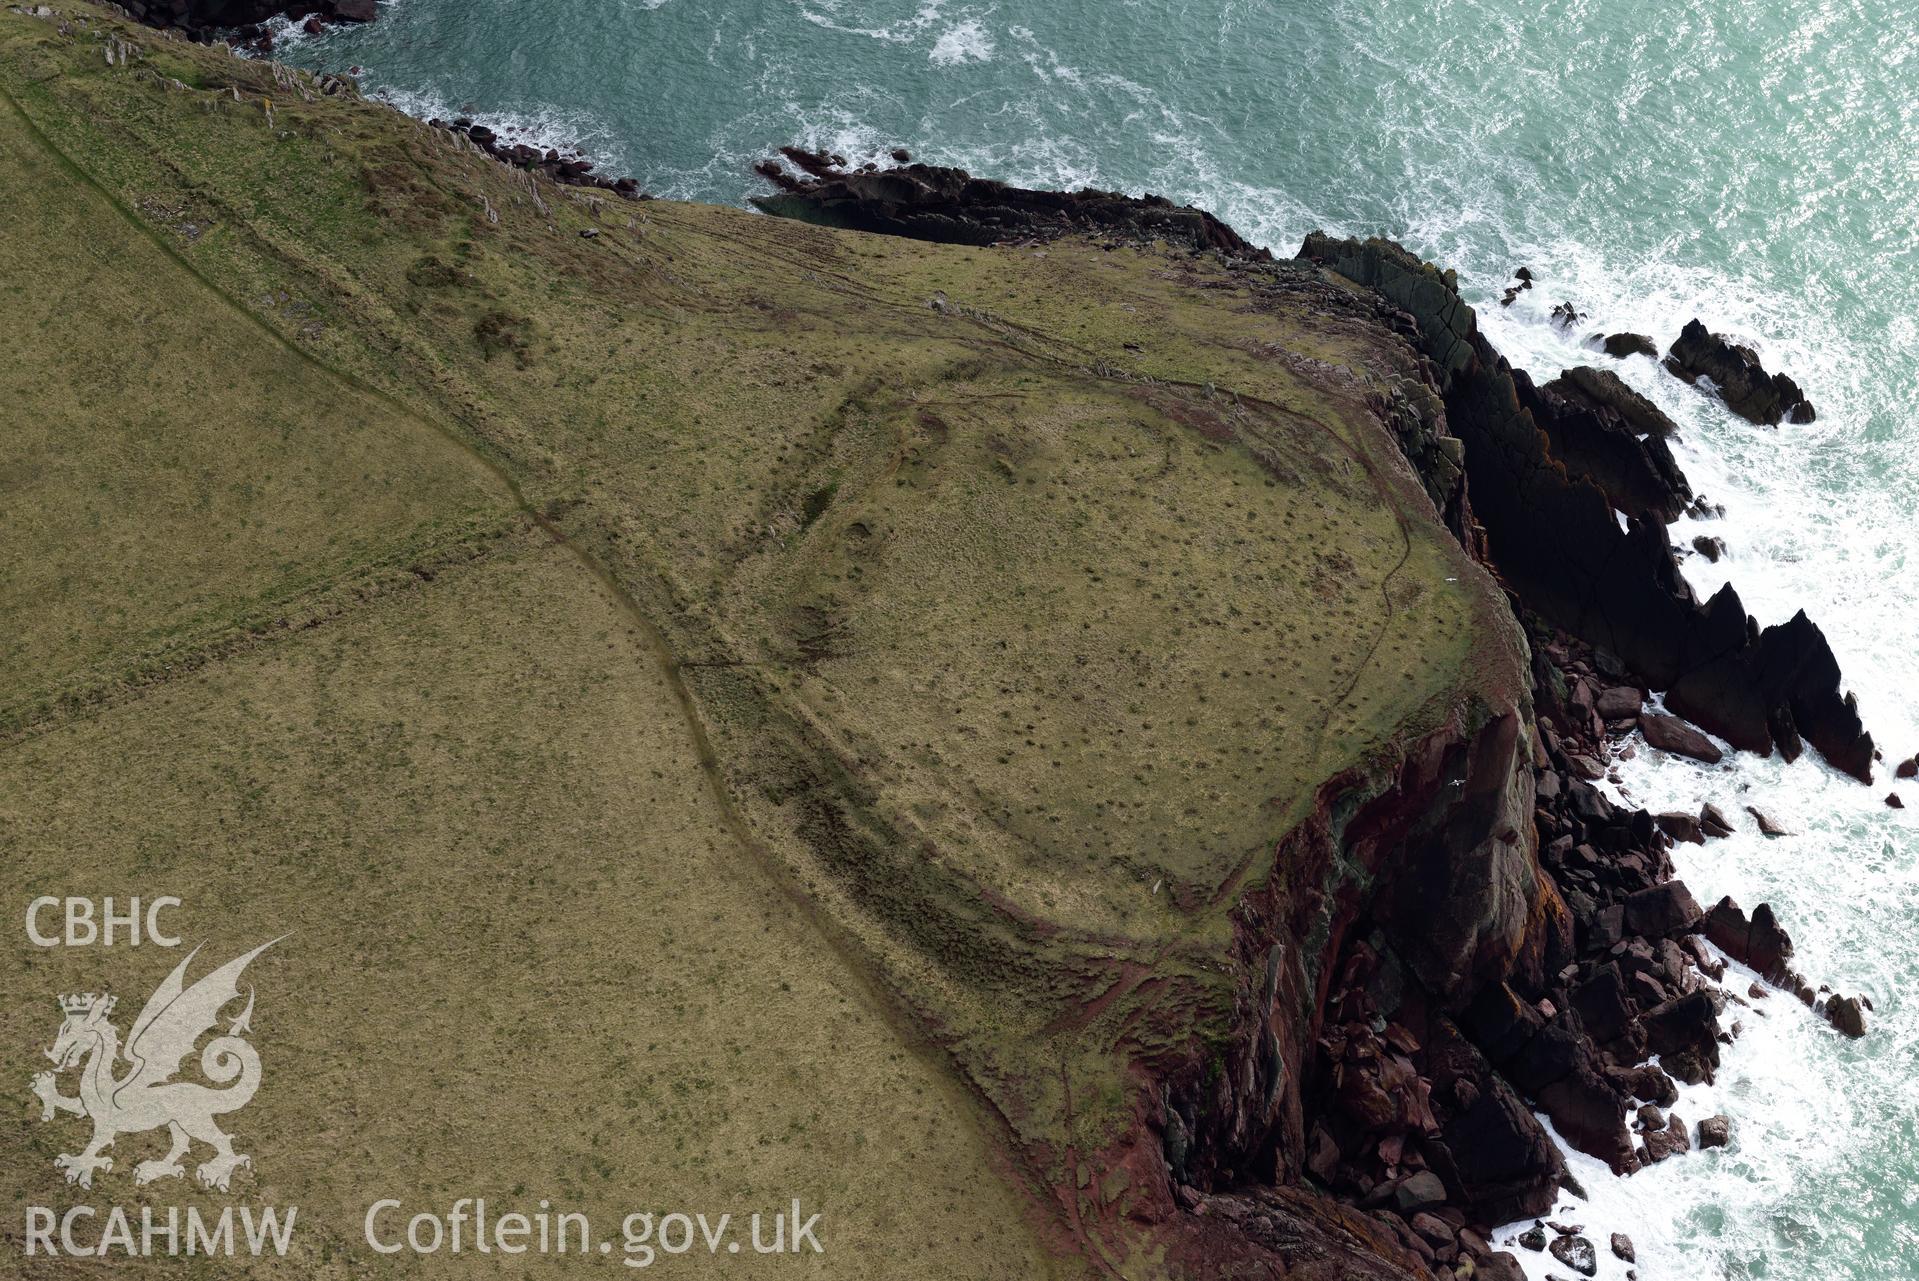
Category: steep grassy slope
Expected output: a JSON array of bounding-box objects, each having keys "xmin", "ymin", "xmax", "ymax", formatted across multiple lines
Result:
[{"xmin": 0, "ymin": 7, "xmax": 1525, "ymax": 1277}]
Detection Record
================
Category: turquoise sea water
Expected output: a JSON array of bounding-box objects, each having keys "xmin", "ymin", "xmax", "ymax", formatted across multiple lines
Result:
[{"xmin": 273, "ymin": 4, "xmax": 1919, "ymax": 1276}]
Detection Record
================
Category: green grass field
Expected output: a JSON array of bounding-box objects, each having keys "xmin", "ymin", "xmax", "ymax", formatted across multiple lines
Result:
[{"xmin": 0, "ymin": 7, "xmax": 1522, "ymax": 1275}]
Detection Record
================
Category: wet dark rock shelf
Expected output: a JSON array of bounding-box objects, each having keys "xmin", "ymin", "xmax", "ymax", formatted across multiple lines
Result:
[
  {"xmin": 428, "ymin": 117, "xmax": 648, "ymax": 200},
  {"xmin": 753, "ymin": 146, "xmax": 1271, "ymax": 257},
  {"xmin": 121, "ymin": 0, "xmax": 374, "ymax": 42}
]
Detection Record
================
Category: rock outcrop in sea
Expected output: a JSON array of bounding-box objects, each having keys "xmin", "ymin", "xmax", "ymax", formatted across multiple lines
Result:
[{"xmin": 1665, "ymin": 317, "xmax": 1818, "ymax": 425}]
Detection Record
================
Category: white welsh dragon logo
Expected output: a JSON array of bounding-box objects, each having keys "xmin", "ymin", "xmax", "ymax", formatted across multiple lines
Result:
[{"xmin": 30, "ymin": 940, "xmax": 279, "ymax": 1192}]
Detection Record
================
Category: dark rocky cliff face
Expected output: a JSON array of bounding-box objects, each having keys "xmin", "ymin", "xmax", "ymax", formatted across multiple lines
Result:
[
  {"xmin": 1298, "ymin": 232, "xmax": 1873, "ymax": 783},
  {"xmin": 1518, "ymin": 365, "xmax": 1691, "ymax": 523},
  {"xmin": 1070, "ymin": 229, "xmax": 1875, "ymax": 1281},
  {"xmin": 1092, "ymin": 699, "xmax": 1558, "ymax": 1281}
]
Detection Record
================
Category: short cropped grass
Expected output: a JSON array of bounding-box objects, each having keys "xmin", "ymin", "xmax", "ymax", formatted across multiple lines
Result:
[{"xmin": 0, "ymin": 7, "xmax": 1523, "ymax": 1275}]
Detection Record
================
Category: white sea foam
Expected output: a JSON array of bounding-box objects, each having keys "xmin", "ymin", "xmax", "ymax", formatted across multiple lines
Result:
[
  {"xmin": 1009, "ymin": 27, "xmax": 1084, "ymax": 86},
  {"xmin": 930, "ymin": 19, "xmax": 994, "ymax": 66},
  {"xmin": 796, "ymin": 0, "xmax": 946, "ymax": 45},
  {"xmin": 368, "ymin": 84, "xmax": 623, "ymax": 168},
  {"xmin": 250, "ymin": 12, "xmax": 323, "ymax": 50},
  {"xmin": 247, "ymin": 0, "xmax": 399, "ymax": 47}
]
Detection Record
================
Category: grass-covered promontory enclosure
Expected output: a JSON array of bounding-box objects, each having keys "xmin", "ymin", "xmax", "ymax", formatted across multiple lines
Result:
[{"xmin": 0, "ymin": 6, "xmax": 1522, "ymax": 1275}]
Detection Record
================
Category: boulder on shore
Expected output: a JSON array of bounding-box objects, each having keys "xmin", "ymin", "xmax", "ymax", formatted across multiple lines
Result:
[
  {"xmin": 1478, "ymin": 1254, "xmax": 1527, "ymax": 1281},
  {"xmin": 1639, "ymin": 712, "xmax": 1723, "ymax": 764},
  {"xmin": 1549, "ymin": 1233, "xmax": 1599, "ymax": 1276},
  {"xmin": 1704, "ymin": 896, "xmax": 1795, "ymax": 981},
  {"xmin": 1623, "ymin": 881, "xmax": 1703, "ymax": 938},
  {"xmin": 1597, "ymin": 684, "xmax": 1644, "ymax": 719},
  {"xmin": 1824, "ymin": 994, "xmax": 1867, "ymax": 1038},
  {"xmin": 1602, "ymin": 332, "xmax": 1658, "ymax": 360},
  {"xmin": 1642, "ymin": 989, "xmax": 1719, "ymax": 1064},
  {"xmin": 1656, "ymin": 810, "xmax": 1704, "ymax": 843}
]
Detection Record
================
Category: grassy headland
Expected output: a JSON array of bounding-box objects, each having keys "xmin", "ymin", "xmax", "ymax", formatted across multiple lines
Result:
[{"xmin": 0, "ymin": 7, "xmax": 1522, "ymax": 1276}]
